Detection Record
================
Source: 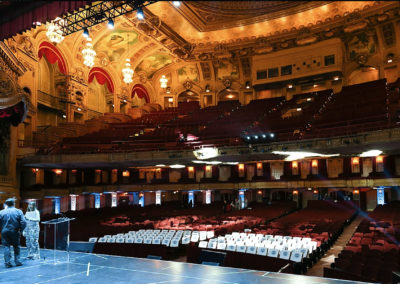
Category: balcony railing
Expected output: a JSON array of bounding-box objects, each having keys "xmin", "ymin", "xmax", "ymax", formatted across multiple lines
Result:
[{"xmin": 37, "ymin": 90, "xmax": 66, "ymax": 111}]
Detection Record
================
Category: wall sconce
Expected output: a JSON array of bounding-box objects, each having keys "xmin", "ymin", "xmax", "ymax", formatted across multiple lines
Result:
[
  {"xmin": 122, "ymin": 170, "xmax": 130, "ymax": 177},
  {"xmin": 311, "ymin": 160, "xmax": 318, "ymax": 168},
  {"xmin": 313, "ymin": 189, "xmax": 318, "ymax": 194},
  {"xmin": 205, "ymin": 165, "xmax": 212, "ymax": 171},
  {"xmin": 333, "ymin": 76, "xmax": 340, "ymax": 81},
  {"xmin": 71, "ymin": 169, "xmax": 77, "ymax": 173},
  {"xmin": 205, "ymin": 84, "xmax": 211, "ymax": 93},
  {"xmin": 245, "ymin": 81, "xmax": 251, "ymax": 89},
  {"xmin": 238, "ymin": 164, "xmax": 245, "ymax": 171},
  {"xmin": 376, "ymin": 156, "xmax": 383, "ymax": 163},
  {"xmin": 256, "ymin": 162, "xmax": 263, "ymax": 170},
  {"xmin": 287, "ymin": 84, "xmax": 293, "ymax": 89},
  {"xmin": 353, "ymin": 189, "xmax": 360, "ymax": 194},
  {"xmin": 257, "ymin": 190, "xmax": 262, "ymax": 195},
  {"xmin": 168, "ymin": 97, "xmax": 173, "ymax": 103},
  {"xmin": 32, "ymin": 168, "xmax": 39, "ymax": 173},
  {"xmin": 166, "ymin": 87, "xmax": 171, "ymax": 94},
  {"xmin": 293, "ymin": 190, "xmax": 298, "ymax": 195},
  {"xmin": 187, "ymin": 166, "xmax": 194, "ymax": 173},
  {"xmin": 292, "ymin": 161, "xmax": 298, "ymax": 169},
  {"xmin": 95, "ymin": 169, "xmax": 101, "ymax": 173},
  {"xmin": 351, "ymin": 157, "xmax": 360, "ymax": 165},
  {"xmin": 387, "ymin": 53, "xmax": 394, "ymax": 63},
  {"xmin": 53, "ymin": 169, "xmax": 63, "ymax": 175}
]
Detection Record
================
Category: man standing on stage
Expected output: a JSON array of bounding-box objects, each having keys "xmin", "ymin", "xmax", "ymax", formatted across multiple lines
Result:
[{"xmin": 0, "ymin": 198, "xmax": 27, "ymax": 268}]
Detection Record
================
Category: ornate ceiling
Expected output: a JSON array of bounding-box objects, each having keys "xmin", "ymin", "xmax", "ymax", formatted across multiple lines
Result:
[{"xmin": 174, "ymin": 1, "xmax": 331, "ymax": 32}]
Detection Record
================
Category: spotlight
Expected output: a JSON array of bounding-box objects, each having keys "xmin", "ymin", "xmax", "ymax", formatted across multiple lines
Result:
[
  {"xmin": 107, "ymin": 18, "xmax": 114, "ymax": 29},
  {"xmin": 262, "ymin": 134, "xmax": 266, "ymax": 138},
  {"xmin": 137, "ymin": 8, "xmax": 144, "ymax": 20},
  {"xmin": 172, "ymin": 1, "xmax": 181, "ymax": 7},
  {"xmin": 254, "ymin": 135, "xmax": 258, "ymax": 139},
  {"xmin": 270, "ymin": 133, "xmax": 275, "ymax": 138},
  {"xmin": 83, "ymin": 27, "xmax": 89, "ymax": 38},
  {"xmin": 246, "ymin": 136, "xmax": 250, "ymax": 140}
]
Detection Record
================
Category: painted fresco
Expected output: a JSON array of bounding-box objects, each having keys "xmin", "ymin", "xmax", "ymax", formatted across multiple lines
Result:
[
  {"xmin": 177, "ymin": 65, "xmax": 199, "ymax": 83},
  {"xmin": 135, "ymin": 53, "xmax": 173, "ymax": 79},
  {"xmin": 216, "ymin": 60, "xmax": 239, "ymax": 80},
  {"xmin": 348, "ymin": 32, "xmax": 376, "ymax": 60},
  {"xmin": 93, "ymin": 29, "xmax": 138, "ymax": 62}
]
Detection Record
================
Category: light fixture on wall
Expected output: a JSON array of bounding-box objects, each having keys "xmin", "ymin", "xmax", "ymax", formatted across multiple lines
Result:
[
  {"xmin": 46, "ymin": 17, "xmax": 64, "ymax": 44},
  {"xmin": 82, "ymin": 37, "xmax": 96, "ymax": 67},
  {"xmin": 205, "ymin": 84, "xmax": 210, "ymax": 93},
  {"xmin": 160, "ymin": 75, "xmax": 168, "ymax": 89},
  {"xmin": 245, "ymin": 81, "xmax": 251, "ymax": 89},
  {"xmin": 166, "ymin": 87, "xmax": 171, "ymax": 94},
  {"xmin": 387, "ymin": 53, "xmax": 394, "ymax": 63},
  {"xmin": 287, "ymin": 84, "xmax": 293, "ymax": 89},
  {"xmin": 122, "ymin": 59, "xmax": 133, "ymax": 83}
]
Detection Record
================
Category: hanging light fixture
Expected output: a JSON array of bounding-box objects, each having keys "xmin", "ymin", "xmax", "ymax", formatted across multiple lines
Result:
[
  {"xmin": 82, "ymin": 37, "xmax": 96, "ymax": 67},
  {"xmin": 46, "ymin": 17, "xmax": 64, "ymax": 44},
  {"xmin": 122, "ymin": 59, "xmax": 133, "ymax": 83},
  {"xmin": 122, "ymin": 34, "xmax": 133, "ymax": 84},
  {"xmin": 160, "ymin": 75, "xmax": 168, "ymax": 89}
]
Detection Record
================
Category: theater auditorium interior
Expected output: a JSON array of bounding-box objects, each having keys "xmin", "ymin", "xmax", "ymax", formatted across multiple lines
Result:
[{"xmin": 1, "ymin": 0, "xmax": 400, "ymax": 283}]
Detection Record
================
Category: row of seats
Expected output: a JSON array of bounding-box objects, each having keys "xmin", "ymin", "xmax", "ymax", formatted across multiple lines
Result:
[{"xmin": 325, "ymin": 201, "xmax": 400, "ymax": 283}]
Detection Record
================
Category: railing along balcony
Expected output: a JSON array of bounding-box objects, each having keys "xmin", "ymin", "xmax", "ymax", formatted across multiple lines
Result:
[{"xmin": 37, "ymin": 90, "xmax": 66, "ymax": 111}]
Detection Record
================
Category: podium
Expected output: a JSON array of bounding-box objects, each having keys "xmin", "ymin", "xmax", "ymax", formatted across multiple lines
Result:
[{"xmin": 42, "ymin": 217, "xmax": 75, "ymax": 264}]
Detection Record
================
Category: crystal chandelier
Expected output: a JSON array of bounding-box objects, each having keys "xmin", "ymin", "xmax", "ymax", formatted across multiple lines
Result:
[
  {"xmin": 122, "ymin": 58, "xmax": 133, "ymax": 84},
  {"xmin": 82, "ymin": 38, "xmax": 96, "ymax": 68},
  {"xmin": 46, "ymin": 17, "xmax": 64, "ymax": 44},
  {"xmin": 160, "ymin": 75, "xmax": 168, "ymax": 89}
]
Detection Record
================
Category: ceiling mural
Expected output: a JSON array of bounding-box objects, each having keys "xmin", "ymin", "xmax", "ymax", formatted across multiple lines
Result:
[
  {"xmin": 215, "ymin": 60, "xmax": 239, "ymax": 80},
  {"xmin": 134, "ymin": 53, "xmax": 173, "ymax": 79},
  {"xmin": 348, "ymin": 32, "xmax": 377, "ymax": 61},
  {"xmin": 177, "ymin": 64, "xmax": 199, "ymax": 83},
  {"xmin": 93, "ymin": 29, "xmax": 138, "ymax": 62}
]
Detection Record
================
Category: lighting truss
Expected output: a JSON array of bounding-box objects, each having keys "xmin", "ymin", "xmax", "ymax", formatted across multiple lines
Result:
[{"xmin": 60, "ymin": 1, "xmax": 157, "ymax": 36}]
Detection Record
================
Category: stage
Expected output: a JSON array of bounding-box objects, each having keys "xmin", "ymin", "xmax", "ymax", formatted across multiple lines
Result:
[{"xmin": 0, "ymin": 247, "xmax": 373, "ymax": 284}]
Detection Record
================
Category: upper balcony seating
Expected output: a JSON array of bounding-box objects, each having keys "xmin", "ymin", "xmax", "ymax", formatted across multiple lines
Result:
[{"xmin": 49, "ymin": 79, "xmax": 399, "ymax": 154}]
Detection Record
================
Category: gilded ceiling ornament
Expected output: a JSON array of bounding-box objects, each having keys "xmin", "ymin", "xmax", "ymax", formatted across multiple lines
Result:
[{"xmin": 356, "ymin": 54, "xmax": 368, "ymax": 65}]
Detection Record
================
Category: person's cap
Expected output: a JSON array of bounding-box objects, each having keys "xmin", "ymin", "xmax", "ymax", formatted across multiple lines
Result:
[{"xmin": 5, "ymin": 198, "xmax": 16, "ymax": 205}]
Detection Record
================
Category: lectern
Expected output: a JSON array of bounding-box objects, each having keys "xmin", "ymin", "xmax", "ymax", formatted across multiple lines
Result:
[{"xmin": 42, "ymin": 217, "xmax": 75, "ymax": 263}]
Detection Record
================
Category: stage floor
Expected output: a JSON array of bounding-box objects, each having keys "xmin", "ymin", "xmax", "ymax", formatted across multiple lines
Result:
[{"xmin": 0, "ymin": 247, "xmax": 373, "ymax": 284}]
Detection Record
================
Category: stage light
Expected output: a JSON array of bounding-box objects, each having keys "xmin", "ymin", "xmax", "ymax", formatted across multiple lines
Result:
[
  {"xmin": 262, "ymin": 134, "xmax": 266, "ymax": 138},
  {"xmin": 172, "ymin": 1, "xmax": 181, "ymax": 7},
  {"xmin": 83, "ymin": 27, "xmax": 89, "ymax": 38},
  {"xmin": 246, "ymin": 136, "xmax": 250, "ymax": 140},
  {"xmin": 270, "ymin": 133, "xmax": 275, "ymax": 138},
  {"xmin": 137, "ymin": 8, "xmax": 144, "ymax": 20},
  {"xmin": 254, "ymin": 135, "xmax": 258, "ymax": 139},
  {"xmin": 359, "ymin": 150, "xmax": 382, "ymax": 157},
  {"xmin": 107, "ymin": 18, "xmax": 114, "ymax": 29},
  {"xmin": 156, "ymin": 164, "xmax": 166, "ymax": 167}
]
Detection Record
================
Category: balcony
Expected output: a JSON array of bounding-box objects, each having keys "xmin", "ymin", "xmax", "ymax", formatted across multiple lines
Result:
[{"xmin": 37, "ymin": 90, "xmax": 66, "ymax": 111}]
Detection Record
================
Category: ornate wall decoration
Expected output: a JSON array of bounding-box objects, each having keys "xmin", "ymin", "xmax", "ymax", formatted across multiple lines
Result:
[
  {"xmin": 348, "ymin": 31, "xmax": 376, "ymax": 61},
  {"xmin": 177, "ymin": 64, "xmax": 199, "ymax": 83},
  {"xmin": 134, "ymin": 53, "xmax": 173, "ymax": 79}
]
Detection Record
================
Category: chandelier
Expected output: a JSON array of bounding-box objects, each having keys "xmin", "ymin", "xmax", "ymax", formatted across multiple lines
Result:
[
  {"xmin": 160, "ymin": 75, "xmax": 168, "ymax": 88},
  {"xmin": 46, "ymin": 17, "xmax": 64, "ymax": 44},
  {"xmin": 122, "ymin": 58, "xmax": 133, "ymax": 84},
  {"xmin": 82, "ymin": 38, "xmax": 96, "ymax": 67}
]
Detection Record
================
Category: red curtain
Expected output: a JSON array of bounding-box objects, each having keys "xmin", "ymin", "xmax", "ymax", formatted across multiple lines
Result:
[
  {"xmin": 0, "ymin": 101, "xmax": 26, "ymax": 126},
  {"xmin": 131, "ymin": 84, "xmax": 150, "ymax": 103},
  {"xmin": 38, "ymin": 41, "xmax": 67, "ymax": 74},
  {"xmin": 88, "ymin": 67, "xmax": 114, "ymax": 94},
  {"xmin": 0, "ymin": 1, "xmax": 90, "ymax": 41}
]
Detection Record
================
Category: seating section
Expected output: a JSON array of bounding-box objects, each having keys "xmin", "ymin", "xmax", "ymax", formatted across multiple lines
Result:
[
  {"xmin": 45, "ymin": 79, "xmax": 398, "ymax": 154},
  {"xmin": 325, "ymin": 201, "xmax": 400, "ymax": 283}
]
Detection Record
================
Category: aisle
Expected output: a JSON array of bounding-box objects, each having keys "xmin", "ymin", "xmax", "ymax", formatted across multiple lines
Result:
[{"xmin": 306, "ymin": 214, "xmax": 364, "ymax": 277}]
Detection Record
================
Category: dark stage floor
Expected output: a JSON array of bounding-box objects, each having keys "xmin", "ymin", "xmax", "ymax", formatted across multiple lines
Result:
[{"xmin": 0, "ymin": 246, "xmax": 374, "ymax": 284}]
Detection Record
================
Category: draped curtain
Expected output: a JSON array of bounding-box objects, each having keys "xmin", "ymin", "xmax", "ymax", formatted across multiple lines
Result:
[{"xmin": 0, "ymin": 1, "xmax": 89, "ymax": 40}]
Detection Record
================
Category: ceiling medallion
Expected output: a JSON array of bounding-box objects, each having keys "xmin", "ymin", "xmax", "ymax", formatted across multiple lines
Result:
[{"xmin": 184, "ymin": 81, "xmax": 192, "ymax": 90}]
